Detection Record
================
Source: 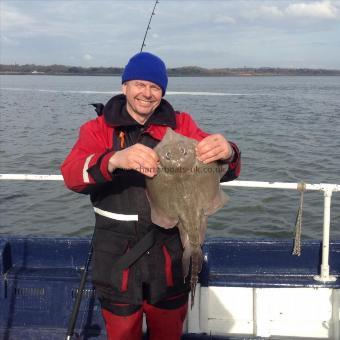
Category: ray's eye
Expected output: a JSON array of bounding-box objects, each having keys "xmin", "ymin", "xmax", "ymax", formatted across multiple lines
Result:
[
  {"xmin": 179, "ymin": 147, "xmax": 187, "ymax": 155},
  {"xmin": 165, "ymin": 151, "xmax": 171, "ymax": 160}
]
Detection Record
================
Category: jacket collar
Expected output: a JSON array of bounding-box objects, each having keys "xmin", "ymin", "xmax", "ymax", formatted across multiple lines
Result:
[{"xmin": 103, "ymin": 94, "xmax": 177, "ymax": 128}]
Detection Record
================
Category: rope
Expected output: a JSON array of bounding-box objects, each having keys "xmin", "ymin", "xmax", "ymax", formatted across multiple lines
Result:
[{"xmin": 292, "ymin": 182, "xmax": 306, "ymax": 256}]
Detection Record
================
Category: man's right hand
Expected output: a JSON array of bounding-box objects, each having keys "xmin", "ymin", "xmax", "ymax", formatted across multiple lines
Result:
[{"xmin": 108, "ymin": 143, "xmax": 159, "ymax": 178}]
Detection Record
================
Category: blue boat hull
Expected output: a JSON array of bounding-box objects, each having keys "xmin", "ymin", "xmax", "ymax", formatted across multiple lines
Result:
[{"xmin": 1, "ymin": 236, "xmax": 339, "ymax": 339}]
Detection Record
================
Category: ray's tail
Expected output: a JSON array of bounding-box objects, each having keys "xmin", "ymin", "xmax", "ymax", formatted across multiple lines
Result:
[{"xmin": 189, "ymin": 245, "xmax": 203, "ymax": 308}]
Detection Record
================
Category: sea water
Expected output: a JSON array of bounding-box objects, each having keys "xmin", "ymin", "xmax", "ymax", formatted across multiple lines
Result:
[{"xmin": 0, "ymin": 75, "xmax": 339, "ymax": 239}]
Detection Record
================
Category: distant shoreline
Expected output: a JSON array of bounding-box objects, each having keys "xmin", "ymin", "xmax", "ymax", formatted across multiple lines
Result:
[
  {"xmin": 1, "ymin": 64, "xmax": 340, "ymax": 77},
  {"xmin": 2, "ymin": 72, "xmax": 340, "ymax": 77}
]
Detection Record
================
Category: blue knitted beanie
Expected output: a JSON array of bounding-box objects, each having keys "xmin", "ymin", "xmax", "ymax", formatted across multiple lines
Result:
[{"xmin": 122, "ymin": 52, "xmax": 168, "ymax": 96}]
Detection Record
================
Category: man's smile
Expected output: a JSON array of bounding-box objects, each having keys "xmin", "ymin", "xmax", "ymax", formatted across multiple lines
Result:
[{"xmin": 136, "ymin": 98, "xmax": 155, "ymax": 105}]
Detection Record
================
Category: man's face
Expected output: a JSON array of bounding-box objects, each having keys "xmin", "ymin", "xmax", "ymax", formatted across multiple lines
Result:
[{"xmin": 122, "ymin": 80, "xmax": 163, "ymax": 124}]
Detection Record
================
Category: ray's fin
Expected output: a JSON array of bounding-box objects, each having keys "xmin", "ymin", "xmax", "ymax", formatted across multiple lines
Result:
[
  {"xmin": 146, "ymin": 190, "xmax": 179, "ymax": 228},
  {"xmin": 204, "ymin": 190, "xmax": 229, "ymax": 216}
]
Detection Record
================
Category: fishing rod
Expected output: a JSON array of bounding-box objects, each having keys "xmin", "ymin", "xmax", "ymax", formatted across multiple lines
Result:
[
  {"xmin": 65, "ymin": 236, "xmax": 94, "ymax": 340},
  {"xmin": 65, "ymin": 2, "xmax": 161, "ymax": 339},
  {"xmin": 140, "ymin": 0, "xmax": 160, "ymax": 52}
]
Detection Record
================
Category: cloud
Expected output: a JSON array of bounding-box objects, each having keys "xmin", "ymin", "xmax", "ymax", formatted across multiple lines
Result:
[
  {"xmin": 241, "ymin": 4, "xmax": 284, "ymax": 20},
  {"xmin": 1, "ymin": 35, "xmax": 19, "ymax": 46},
  {"xmin": 286, "ymin": 1, "xmax": 339, "ymax": 19},
  {"xmin": 0, "ymin": 3, "xmax": 36, "ymax": 30},
  {"xmin": 83, "ymin": 54, "xmax": 93, "ymax": 61},
  {"xmin": 242, "ymin": 1, "xmax": 339, "ymax": 22},
  {"xmin": 213, "ymin": 15, "xmax": 236, "ymax": 25},
  {"xmin": 258, "ymin": 6, "xmax": 284, "ymax": 18},
  {"xmin": 1, "ymin": 2, "xmax": 75, "ymax": 39}
]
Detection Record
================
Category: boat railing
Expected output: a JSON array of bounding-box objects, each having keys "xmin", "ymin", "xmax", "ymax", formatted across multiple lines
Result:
[{"xmin": 1, "ymin": 173, "xmax": 339, "ymax": 283}]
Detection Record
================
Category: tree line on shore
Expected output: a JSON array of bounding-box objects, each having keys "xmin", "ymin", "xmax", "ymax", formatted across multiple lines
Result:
[{"xmin": 1, "ymin": 64, "xmax": 339, "ymax": 76}]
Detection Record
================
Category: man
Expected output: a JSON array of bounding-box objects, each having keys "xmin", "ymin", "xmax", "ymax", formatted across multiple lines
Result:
[{"xmin": 61, "ymin": 52, "xmax": 241, "ymax": 340}]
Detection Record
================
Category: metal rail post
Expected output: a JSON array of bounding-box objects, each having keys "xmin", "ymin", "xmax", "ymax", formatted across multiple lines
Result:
[{"xmin": 314, "ymin": 184, "xmax": 337, "ymax": 282}]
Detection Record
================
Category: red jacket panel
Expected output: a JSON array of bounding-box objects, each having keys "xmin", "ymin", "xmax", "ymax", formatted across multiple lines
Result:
[{"xmin": 61, "ymin": 112, "xmax": 213, "ymax": 193}]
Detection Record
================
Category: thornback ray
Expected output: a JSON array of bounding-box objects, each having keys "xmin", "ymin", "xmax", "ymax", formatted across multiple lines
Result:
[{"xmin": 146, "ymin": 128, "xmax": 229, "ymax": 307}]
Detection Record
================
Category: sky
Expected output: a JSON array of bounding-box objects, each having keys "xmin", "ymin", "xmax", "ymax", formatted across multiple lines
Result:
[{"xmin": 1, "ymin": 0, "xmax": 340, "ymax": 69}]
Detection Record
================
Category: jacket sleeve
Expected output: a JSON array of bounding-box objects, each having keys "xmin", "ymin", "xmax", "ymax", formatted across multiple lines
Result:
[
  {"xmin": 219, "ymin": 141, "xmax": 241, "ymax": 182},
  {"xmin": 175, "ymin": 112, "xmax": 241, "ymax": 182},
  {"xmin": 60, "ymin": 118, "xmax": 114, "ymax": 193}
]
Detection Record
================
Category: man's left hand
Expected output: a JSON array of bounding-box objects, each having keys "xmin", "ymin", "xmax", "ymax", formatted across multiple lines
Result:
[{"xmin": 196, "ymin": 134, "xmax": 232, "ymax": 164}]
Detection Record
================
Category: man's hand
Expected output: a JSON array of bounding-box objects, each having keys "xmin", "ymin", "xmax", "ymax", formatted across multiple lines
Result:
[
  {"xmin": 108, "ymin": 143, "xmax": 159, "ymax": 177},
  {"xmin": 196, "ymin": 134, "xmax": 233, "ymax": 164}
]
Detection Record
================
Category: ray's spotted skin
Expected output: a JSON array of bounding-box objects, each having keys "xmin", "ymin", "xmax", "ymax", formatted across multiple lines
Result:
[{"xmin": 146, "ymin": 129, "xmax": 229, "ymax": 307}]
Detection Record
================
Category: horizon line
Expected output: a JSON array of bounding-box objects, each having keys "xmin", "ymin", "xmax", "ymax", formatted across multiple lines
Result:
[{"xmin": 1, "ymin": 63, "xmax": 340, "ymax": 72}]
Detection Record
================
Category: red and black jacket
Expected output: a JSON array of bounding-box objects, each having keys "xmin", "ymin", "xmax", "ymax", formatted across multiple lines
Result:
[{"xmin": 61, "ymin": 94, "xmax": 241, "ymax": 306}]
